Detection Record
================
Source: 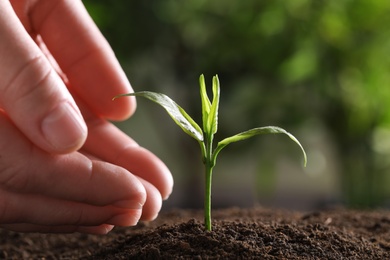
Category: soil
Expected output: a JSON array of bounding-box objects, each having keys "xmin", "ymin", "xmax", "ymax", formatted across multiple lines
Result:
[{"xmin": 1, "ymin": 207, "xmax": 390, "ymax": 259}]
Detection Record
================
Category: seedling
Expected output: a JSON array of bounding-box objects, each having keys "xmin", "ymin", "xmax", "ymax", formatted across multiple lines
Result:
[{"xmin": 113, "ymin": 74, "xmax": 307, "ymax": 231}]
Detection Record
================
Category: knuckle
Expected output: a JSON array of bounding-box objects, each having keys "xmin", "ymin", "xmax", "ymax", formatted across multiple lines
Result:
[
  {"xmin": 0, "ymin": 191, "xmax": 8, "ymax": 222},
  {"xmin": 1, "ymin": 54, "xmax": 56, "ymax": 111},
  {"xmin": 0, "ymin": 166, "xmax": 29, "ymax": 192},
  {"xmin": 0, "ymin": 189, "xmax": 18, "ymax": 224},
  {"xmin": 71, "ymin": 208, "xmax": 85, "ymax": 226},
  {"xmin": 0, "ymin": 152, "xmax": 31, "ymax": 192},
  {"xmin": 0, "ymin": 112, "xmax": 35, "ymax": 193}
]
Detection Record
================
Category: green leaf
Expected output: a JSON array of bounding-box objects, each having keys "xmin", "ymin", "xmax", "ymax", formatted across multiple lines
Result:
[
  {"xmin": 199, "ymin": 74, "xmax": 211, "ymax": 132},
  {"xmin": 213, "ymin": 126, "xmax": 307, "ymax": 166},
  {"xmin": 206, "ymin": 75, "xmax": 220, "ymax": 135},
  {"xmin": 113, "ymin": 91, "xmax": 204, "ymax": 142}
]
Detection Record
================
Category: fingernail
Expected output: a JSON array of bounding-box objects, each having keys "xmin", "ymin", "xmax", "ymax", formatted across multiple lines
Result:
[
  {"xmin": 79, "ymin": 224, "xmax": 114, "ymax": 235},
  {"xmin": 104, "ymin": 225, "xmax": 115, "ymax": 234},
  {"xmin": 114, "ymin": 199, "xmax": 144, "ymax": 209},
  {"xmin": 108, "ymin": 211, "xmax": 142, "ymax": 226},
  {"xmin": 42, "ymin": 102, "xmax": 87, "ymax": 152}
]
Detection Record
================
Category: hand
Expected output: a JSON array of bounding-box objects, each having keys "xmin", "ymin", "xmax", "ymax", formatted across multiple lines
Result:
[{"xmin": 0, "ymin": 0, "xmax": 173, "ymax": 234}]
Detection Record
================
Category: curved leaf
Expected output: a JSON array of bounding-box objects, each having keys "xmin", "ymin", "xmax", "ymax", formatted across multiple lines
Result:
[
  {"xmin": 207, "ymin": 75, "xmax": 220, "ymax": 135},
  {"xmin": 213, "ymin": 126, "xmax": 307, "ymax": 166},
  {"xmin": 199, "ymin": 74, "xmax": 211, "ymax": 132},
  {"xmin": 113, "ymin": 91, "xmax": 204, "ymax": 142}
]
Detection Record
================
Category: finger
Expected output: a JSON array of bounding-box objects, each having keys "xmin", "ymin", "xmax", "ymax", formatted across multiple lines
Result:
[
  {"xmin": 0, "ymin": 223, "xmax": 114, "ymax": 235},
  {"xmin": 78, "ymin": 99, "xmax": 173, "ymax": 199},
  {"xmin": 81, "ymin": 115, "xmax": 174, "ymax": 200},
  {"xmin": 30, "ymin": 0, "xmax": 135, "ymax": 120},
  {"xmin": 137, "ymin": 178, "xmax": 162, "ymax": 221},
  {"xmin": 0, "ymin": 189, "xmax": 141, "ymax": 227},
  {"xmin": 0, "ymin": 110, "xmax": 145, "ymax": 210},
  {"xmin": 0, "ymin": 1, "xmax": 87, "ymax": 153},
  {"xmin": 78, "ymin": 153, "xmax": 163, "ymax": 221},
  {"xmin": 78, "ymin": 153, "xmax": 164, "ymax": 221}
]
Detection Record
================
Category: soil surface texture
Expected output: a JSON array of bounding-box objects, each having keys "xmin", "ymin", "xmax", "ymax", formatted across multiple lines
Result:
[{"xmin": 1, "ymin": 207, "xmax": 390, "ymax": 259}]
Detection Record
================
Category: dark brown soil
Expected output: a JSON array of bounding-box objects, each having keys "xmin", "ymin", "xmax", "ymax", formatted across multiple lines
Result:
[{"xmin": 1, "ymin": 207, "xmax": 390, "ymax": 259}]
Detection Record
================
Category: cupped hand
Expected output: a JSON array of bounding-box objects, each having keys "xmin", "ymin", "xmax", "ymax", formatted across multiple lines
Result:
[{"xmin": 0, "ymin": 0, "xmax": 173, "ymax": 234}]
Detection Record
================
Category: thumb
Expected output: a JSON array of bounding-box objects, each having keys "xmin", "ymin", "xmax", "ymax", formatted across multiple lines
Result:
[{"xmin": 0, "ymin": 3, "xmax": 87, "ymax": 153}]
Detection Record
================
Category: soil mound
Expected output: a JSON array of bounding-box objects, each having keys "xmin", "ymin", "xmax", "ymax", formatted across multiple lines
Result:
[{"xmin": 1, "ymin": 207, "xmax": 389, "ymax": 259}]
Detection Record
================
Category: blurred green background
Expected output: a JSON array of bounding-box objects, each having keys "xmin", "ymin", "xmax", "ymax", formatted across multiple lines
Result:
[{"xmin": 84, "ymin": 0, "xmax": 390, "ymax": 210}]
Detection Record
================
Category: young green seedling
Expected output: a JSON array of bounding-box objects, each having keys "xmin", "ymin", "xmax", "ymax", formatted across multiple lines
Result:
[{"xmin": 113, "ymin": 74, "xmax": 307, "ymax": 231}]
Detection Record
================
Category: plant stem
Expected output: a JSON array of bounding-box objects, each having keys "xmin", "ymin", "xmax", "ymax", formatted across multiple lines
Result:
[
  {"xmin": 204, "ymin": 163, "xmax": 213, "ymax": 231},
  {"xmin": 203, "ymin": 134, "xmax": 214, "ymax": 231}
]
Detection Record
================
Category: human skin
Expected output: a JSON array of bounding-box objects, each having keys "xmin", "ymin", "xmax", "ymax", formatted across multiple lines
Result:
[{"xmin": 0, "ymin": 0, "xmax": 173, "ymax": 234}]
